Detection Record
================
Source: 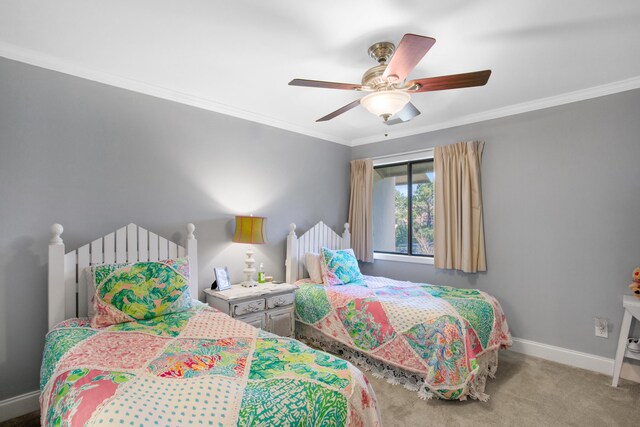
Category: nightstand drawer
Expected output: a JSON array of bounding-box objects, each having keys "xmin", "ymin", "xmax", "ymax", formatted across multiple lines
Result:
[
  {"xmin": 233, "ymin": 299, "xmax": 265, "ymax": 316},
  {"xmin": 267, "ymin": 293, "xmax": 295, "ymax": 309}
]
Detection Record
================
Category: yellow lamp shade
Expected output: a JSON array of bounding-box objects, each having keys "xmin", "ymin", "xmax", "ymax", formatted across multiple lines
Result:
[{"xmin": 233, "ymin": 216, "xmax": 267, "ymax": 244}]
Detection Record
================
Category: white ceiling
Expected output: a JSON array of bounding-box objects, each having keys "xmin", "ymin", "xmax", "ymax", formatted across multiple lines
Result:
[{"xmin": 1, "ymin": 0, "xmax": 640, "ymax": 146}]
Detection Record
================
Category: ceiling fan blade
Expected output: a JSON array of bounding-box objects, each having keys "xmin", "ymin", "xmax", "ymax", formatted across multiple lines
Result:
[
  {"xmin": 289, "ymin": 79, "xmax": 363, "ymax": 91},
  {"xmin": 383, "ymin": 34, "xmax": 436, "ymax": 82},
  {"xmin": 316, "ymin": 99, "xmax": 361, "ymax": 122},
  {"xmin": 385, "ymin": 102, "xmax": 421, "ymax": 126},
  {"xmin": 408, "ymin": 70, "xmax": 491, "ymax": 93}
]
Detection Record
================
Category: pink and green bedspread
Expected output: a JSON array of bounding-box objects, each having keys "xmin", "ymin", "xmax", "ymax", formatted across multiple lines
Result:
[
  {"xmin": 295, "ymin": 275, "xmax": 512, "ymax": 400},
  {"xmin": 40, "ymin": 305, "xmax": 381, "ymax": 426}
]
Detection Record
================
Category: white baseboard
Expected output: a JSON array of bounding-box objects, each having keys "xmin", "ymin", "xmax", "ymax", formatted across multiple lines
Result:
[
  {"xmin": 0, "ymin": 390, "xmax": 39, "ymax": 422},
  {"xmin": 510, "ymin": 337, "xmax": 640, "ymax": 384}
]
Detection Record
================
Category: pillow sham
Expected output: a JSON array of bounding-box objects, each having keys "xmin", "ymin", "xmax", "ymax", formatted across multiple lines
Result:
[
  {"xmin": 90, "ymin": 257, "xmax": 192, "ymax": 328},
  {"xmin": 304, "ymin": 252, "xmax": 323, "ymax": 283},
  {"xmin": 320, "ymin": 247, "xmax": 364, "ymax": 286}
]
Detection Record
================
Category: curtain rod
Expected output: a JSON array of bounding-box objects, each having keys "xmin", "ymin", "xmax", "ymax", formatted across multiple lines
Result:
[{"xmin": 370, "ymin": 147, "xmax": 434, "ymax": 161}]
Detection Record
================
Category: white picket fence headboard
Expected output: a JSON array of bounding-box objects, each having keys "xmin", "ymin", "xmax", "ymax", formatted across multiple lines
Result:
[
  {"xmin": 48, "ymin": 223, "xmax": 198, "ymax": 330},
  {"xmin": 285, "ymin": 221, "xmax": 351, "ymax": 283}
]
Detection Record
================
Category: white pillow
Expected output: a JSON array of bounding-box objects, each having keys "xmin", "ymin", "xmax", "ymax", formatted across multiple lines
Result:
[{"xmin": 304, "ymin": 252, "xmax": 323, "ymax": 283}]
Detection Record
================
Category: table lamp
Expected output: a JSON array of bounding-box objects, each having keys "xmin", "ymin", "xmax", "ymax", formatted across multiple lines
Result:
[{"xmin": 233, "ymin": 215, "xmax": 267, "ymax": 287}]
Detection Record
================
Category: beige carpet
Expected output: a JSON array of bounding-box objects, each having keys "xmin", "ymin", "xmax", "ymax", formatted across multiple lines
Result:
[{"xmin": 369, "ymin": 350, "xmax": 640, "ymax": 427}]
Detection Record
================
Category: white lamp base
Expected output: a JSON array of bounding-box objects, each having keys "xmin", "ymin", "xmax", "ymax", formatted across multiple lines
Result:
[
  {"xmin": 241, "ymin": 245, "xmax": 257, "ymax": 287},
  {"xmin": 241, "ymin": 280, "xmax": 258, "ymax": 288}
]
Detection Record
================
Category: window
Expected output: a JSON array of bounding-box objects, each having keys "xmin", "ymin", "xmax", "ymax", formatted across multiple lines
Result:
[{"xmin": 372, "ymin": 159, "xmax": 435, "ymax": 258}]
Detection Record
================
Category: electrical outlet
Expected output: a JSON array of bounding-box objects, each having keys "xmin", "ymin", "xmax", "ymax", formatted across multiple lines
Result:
[{"xmin": 594, "ymin": 317, "xmax": 608, "ymax": 338}]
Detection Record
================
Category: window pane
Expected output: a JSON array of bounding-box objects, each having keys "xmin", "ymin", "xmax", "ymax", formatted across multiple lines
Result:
[
  {"xmin": 411, "ymin": 161, "xmax": 435, "ymax": 256},
  {"xmin": 373, "ymin": 164, "xmax": 408, "ymax": 254}
]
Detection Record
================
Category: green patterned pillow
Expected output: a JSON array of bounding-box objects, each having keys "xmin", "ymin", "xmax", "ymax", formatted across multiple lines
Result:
[
  {"xmin": 320, "ymin": 247, "xmax": 364, "ymax": 286},
  {"xmin": 90, "ymin": 258, "xmax": 192, "ymax": 328}
]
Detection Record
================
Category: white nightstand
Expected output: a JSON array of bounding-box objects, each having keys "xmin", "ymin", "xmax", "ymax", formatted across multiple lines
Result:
[
  {"xmin": 612, "ymin": 295, "xmax": 640, "ymax": 386},
  {"xmin": 204, "ymin": 282, "xmax": 297, "ymax": 337}
]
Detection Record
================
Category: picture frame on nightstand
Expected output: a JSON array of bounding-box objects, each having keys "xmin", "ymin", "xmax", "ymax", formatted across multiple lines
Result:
[{"xmin": 212, "ymin": 266, "xmax": 231, "ymax": 291}]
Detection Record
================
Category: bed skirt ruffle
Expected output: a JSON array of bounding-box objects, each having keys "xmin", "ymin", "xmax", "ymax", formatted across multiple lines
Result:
[{"xmin": 296, "ymin": 321, "xmax": 500, "ymax": 402}]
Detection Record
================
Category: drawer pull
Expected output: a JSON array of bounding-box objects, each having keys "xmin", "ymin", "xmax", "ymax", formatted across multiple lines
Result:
[
  {"xmin": 266, "ymin": 294, "xmax": 294, "ymax": 309},
  {"xmin": 247, "ymin": 302, "xmax": 262, "ymax": 312}
]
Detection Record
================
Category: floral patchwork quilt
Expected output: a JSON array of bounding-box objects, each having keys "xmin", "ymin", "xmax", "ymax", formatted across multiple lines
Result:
[
  {"xmin": 40, "ymin": 304, "xmax": 381, "ymax": 426},
  {"xmin": 295, "ymin": 276, "xmax": 512, "ymax": 400}
]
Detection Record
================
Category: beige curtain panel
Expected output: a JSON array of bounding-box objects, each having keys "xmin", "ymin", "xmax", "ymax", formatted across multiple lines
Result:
[
  {"xmin": 434, "ymin": 141, "xmax": 487, "ymax": 272},
  {"xmin": 348, "ymin": 158, "xmax": 374, "ymax": 262}
]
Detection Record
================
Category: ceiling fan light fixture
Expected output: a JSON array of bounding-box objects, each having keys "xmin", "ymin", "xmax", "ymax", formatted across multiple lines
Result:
[{"xmin": 360, "ymin": 90, "xmax": 411, "ymax": 120}]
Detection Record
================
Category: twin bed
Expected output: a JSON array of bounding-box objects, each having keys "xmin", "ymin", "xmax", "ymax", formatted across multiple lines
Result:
[
  {"xmin": 286, "ymin": 222, "xmax": 512, "ymax": 401},
  {"xmin": 42, "ymin": 223, "xmax": 380, "ymax": 426},
  {"xmin": 41, "ymin": 220, "xmax": 511, "ymax": 426}
]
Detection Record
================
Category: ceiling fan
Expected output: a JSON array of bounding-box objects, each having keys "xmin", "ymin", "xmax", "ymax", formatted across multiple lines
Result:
[{"xmin": 289, "ymin": 33, "xmax": 491, "ymax": 125}]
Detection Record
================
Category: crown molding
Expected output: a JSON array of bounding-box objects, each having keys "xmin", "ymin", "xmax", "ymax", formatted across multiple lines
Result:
[
  {"xmin": 0, "ymin": 42, "xmax": 350, "ymax": 146},
  {"xmin": 2, "ymin": 42, "xmax": 639, "ymax": 148},
  {"xmin": 350, "ymin": 75, "xmax": 640, "ymax": 146}
]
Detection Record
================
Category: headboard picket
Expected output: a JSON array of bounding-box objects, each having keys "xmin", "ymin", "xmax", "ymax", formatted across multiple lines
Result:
[
  {"xmin": 285, "ymin": 221, "xmax": 351, "ymax": 283},
  {"xmin": 48, "ymin": 223, "xmax": 198, "ymax": 330}
]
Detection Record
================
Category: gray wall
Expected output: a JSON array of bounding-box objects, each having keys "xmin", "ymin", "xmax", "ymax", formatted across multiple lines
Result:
[
  {"xmin": 0, "ymin": 57, "xmax": 351, "ymax": 400},
  {"xmin": 353, "ymin": 89, "xmax": 640, "ymax": 359},
  {"xmin": 2, "ymin": 54, "xmax": 639, "ymax": 403}
]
